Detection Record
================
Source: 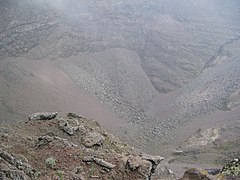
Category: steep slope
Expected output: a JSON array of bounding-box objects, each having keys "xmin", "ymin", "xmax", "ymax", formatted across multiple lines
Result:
[
  {"xmin": 0, "ymin": 0, "xmax": 240, "ymax": 177},
  {"xmin": 1, "ymin": 0, "xmax": 240, "ymax": 92},
  {"xmin": 143, "ymin": 38, "xmax": 240, "ymax": 143},
  {"xmin": 0, "ymin": 57, "xmax": 126, "ymax": 133},
  {"xmin": 60, "ymin": 48, "xmax": 158, "ymax": 122}
]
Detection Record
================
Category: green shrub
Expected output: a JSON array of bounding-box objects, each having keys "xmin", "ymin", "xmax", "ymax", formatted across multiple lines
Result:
[
  {"xmin": 45, "ymin": 157, "xmax": 56, "ymax": 169},
  {"xmin": 55, "ymin": 170, "xmax": 65, "ymax": 180}
]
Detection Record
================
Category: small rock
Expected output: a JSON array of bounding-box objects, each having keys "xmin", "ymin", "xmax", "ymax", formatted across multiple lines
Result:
[
  {"xmin": 35, "ymin": 135, "xmax": 53, "ymax": 148},
  {"xmin": 28, "ymin": 112, "xmax": 57, "ymax": 121},
  {"xmin": 179, "ymin": 168, "xmax": 212, "ymax": 180},
  {"xmin": 90, "ymin": 175, "xmax": 100, "ymax": 178},
  {"xmin": 102, "ymin": 167, "xmax": 110, "ymax": 172},
  {"xmin": 59, "ymin": 121, "xmax": 75, "ymax": 135},
  {"xmin": 59, "ymin": 121, "xmax": 84, "ymax": 136},
  {"xmin": 27, "ymin": 136, "xmax": 32, "ymax": 141},
  {"xmin": 140, "ymin": 153, "xmax": 164, "ymax": 165},
  {"xmin": 82, "ymin": 156, "xmax": 93, "ymax": 162},
  {"xmin": 172, "ymin": 149, "xmax": 185, "ymax": 155},
  {"xmin": 75, "ymin": 166, "xmax": 84, "ymax": 174},
  {"xmin": 205, "ymin": 168, "xmax": 221, "ymax": 175},
  {"xmin": 93, "ymin": 157, "xmax": 115, "ymax": 169},
  {"xmin": 67, "ymin": 113, "xmax": 83, "ymax": 119},
  {"xmin": 82, "ymin": 132, "xmax": 105, "ymax": 148}
]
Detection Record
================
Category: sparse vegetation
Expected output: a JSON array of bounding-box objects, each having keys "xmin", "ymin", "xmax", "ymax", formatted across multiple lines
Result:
[
  {"xmin": 45, "ymin": 157, "xmax": 56, "ymax": 169},
  {"xmin": 55, "ymin": 170, "xmax": 65, "ymax": 180}
]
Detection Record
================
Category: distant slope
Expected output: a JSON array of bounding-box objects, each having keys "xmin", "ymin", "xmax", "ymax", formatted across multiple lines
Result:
[
  {"xmin": 1, "ymin": 0, "xmax": 240, "ymax": 93},
  {"xmin": 60, "ymin": 48, "xmax": 158, "ymax": 122},
  {"xmin": 0, "ymin": 57, "xmax": 126, "ymax": 133},
  {"xmin": 142, "ymin": 39, "xmax": 240, "ymax": 155}
]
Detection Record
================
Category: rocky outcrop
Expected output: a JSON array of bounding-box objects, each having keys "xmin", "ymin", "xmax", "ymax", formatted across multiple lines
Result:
[
  {"xmin": 59, "ymin": 121, "xmax": 80, "ymax": 136},
  {"xmin": 59, "ymin": 118, "xmax": 87, "ymax": 136},
  {"xmin": 0, "ymin": 158, "xmax": 28, "ymax": 180},
  {"xmin": 180, "ymin": 128, "xmax": 220, "ymax": 147},
  {"xmin": 0, "ymin": 113, "xmax": 165, "ymax": 179},
  {"xmin": 35, "ymin": 135, "xmax": 77, "ymax": 149},
  {"xmin": 125, "ymin": 154, "xmax": 164, "ymax": 180},
  {"xmin": 28, "ymin": 112, "xmax": 57, "ymax": 121},
  {"xmin": 0, "ymin": 150, "xmax": 35, "ymax": 179},
  {"xmin": 140, "ymin": 153, "xmax": 164, "ymax": 173},
  {"xmin": 126, "ymin": 155, "xmax": 152, "ymax": 177}
]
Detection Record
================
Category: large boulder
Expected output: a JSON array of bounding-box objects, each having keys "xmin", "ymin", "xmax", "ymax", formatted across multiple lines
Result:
[
  {"xmin": 140, "ymin": 153, "xmax": 164, "ymax": 173},
  {"xmin": 125, "ymin": 154, "xmax": 164, "ymax": 180},
  {"xmin": 28, "ymin": 112, "xmax": 58, "ymax": 121}
]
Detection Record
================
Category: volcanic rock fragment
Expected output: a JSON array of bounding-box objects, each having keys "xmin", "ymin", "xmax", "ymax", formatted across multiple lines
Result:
[
  {"xmin": 93, "ymin": 157, "xmax": 116, "ymax": 169},
  {"xmin": 28, "ymin": 112, "xmax": 58, "ymax": 121}
]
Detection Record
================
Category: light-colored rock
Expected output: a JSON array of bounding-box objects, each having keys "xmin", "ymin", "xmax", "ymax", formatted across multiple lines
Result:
[
  {"xmin": 93, "ymin": 157, "xmax": 116, "ymax": 169},
  {"xmin": 82, "ymin": 132, "xmax": 105, "ymax": 148},
  {"xmin": 182, "ymin": 128, "xmax": 219, "ymax": 147},
  {"xmin": 140, "ymin": 153, "xmax": 164, "ymax": 166},
  {"xmin": 28, "ymin": 112, "xmax": 57, "ymax": 121},
  {"xmin": 59, "ymin": 120, "xmax": 86, "ymax": 136},
  {"xmin": 82, "ymin": 156, "xmax": 93, "ymax": 162},
  {"xmin": 59, "ymin": 121, "xmax": 76, "ymax": 135}
]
